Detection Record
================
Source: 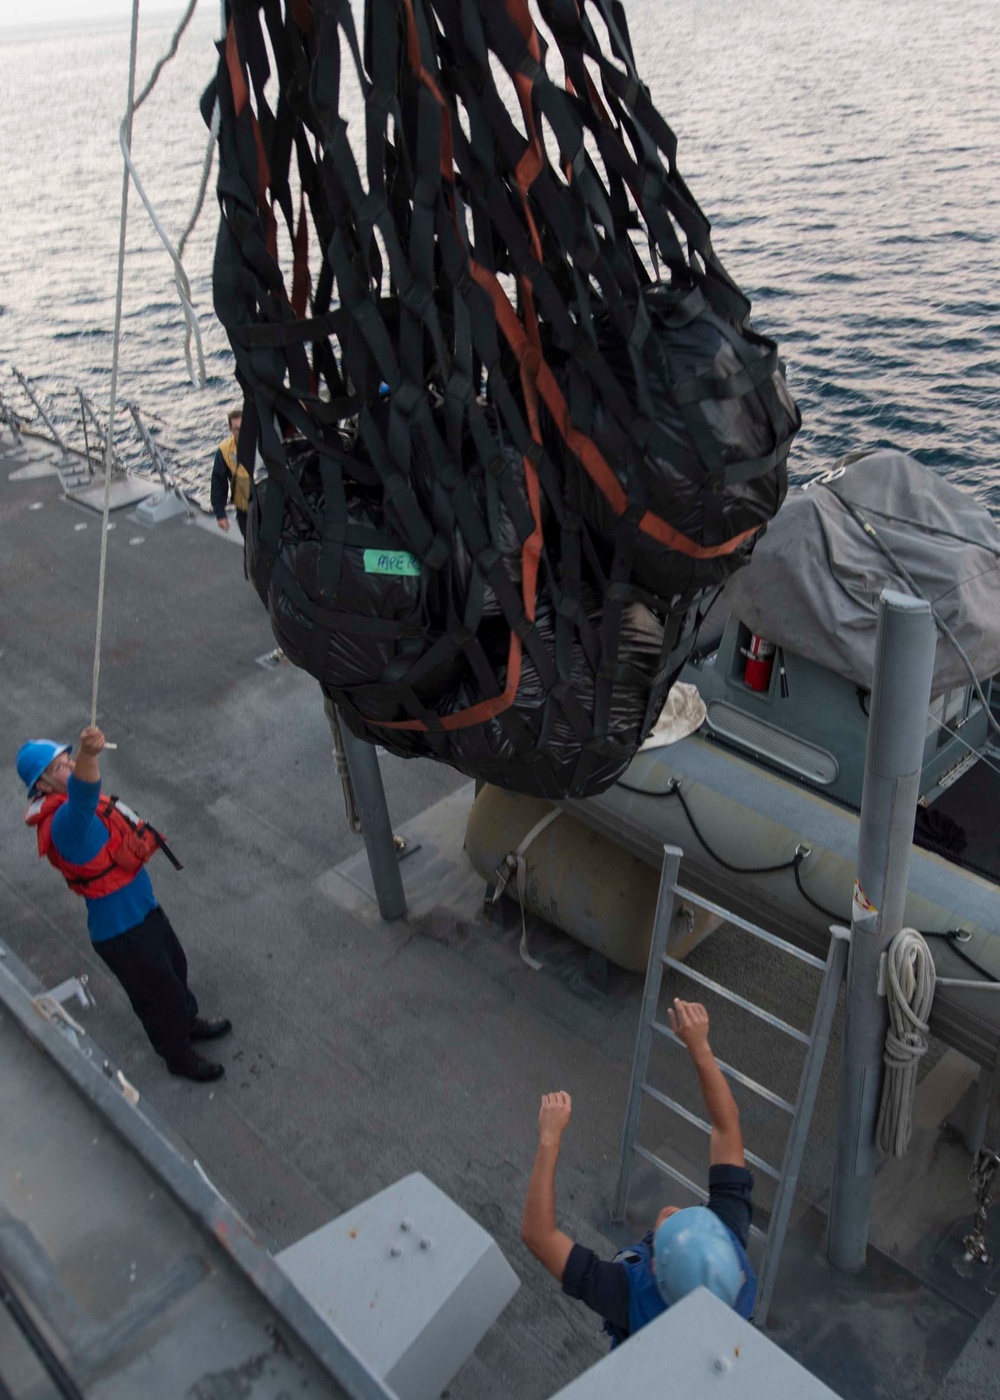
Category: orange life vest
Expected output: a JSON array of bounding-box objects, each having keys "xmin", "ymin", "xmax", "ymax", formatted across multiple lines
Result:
[
  {"xmin": 219, "ymin": 434, "xmax": 252, "ymax": 512},
  {"xmin": 25, "ymin": 793, "xmax": 179, "ymax": 898}
]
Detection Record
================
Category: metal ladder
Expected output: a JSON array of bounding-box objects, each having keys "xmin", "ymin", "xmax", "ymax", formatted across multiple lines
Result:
[{"xmin": 612, "ymin": 845, "xmax": 850, "ymax": 1327}]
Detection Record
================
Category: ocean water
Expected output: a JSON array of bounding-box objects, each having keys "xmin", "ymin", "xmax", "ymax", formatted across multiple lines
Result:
[{"xmin": 0, "ymin": 0, "xmax": 997, "ymax": 505}]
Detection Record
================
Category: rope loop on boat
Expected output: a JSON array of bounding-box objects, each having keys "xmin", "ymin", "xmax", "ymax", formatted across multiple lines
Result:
[{"xmin": 876, "ymin": 926, "xmax": 937, "ymax": 1158}]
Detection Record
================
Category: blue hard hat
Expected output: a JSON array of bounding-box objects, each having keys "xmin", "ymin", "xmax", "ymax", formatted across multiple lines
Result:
[
  {"xmin": 653, "ymin": 1206, "xmax": 744, "ymax": 1308},
  {"xmin": 16, "ymin": 740, "xmax": 71, "ymax": 798}
]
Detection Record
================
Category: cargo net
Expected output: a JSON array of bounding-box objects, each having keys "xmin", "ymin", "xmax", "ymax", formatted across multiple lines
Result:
[{"xmin": 210, "ymin": 0, "xmax": 800, "ymax": 799}]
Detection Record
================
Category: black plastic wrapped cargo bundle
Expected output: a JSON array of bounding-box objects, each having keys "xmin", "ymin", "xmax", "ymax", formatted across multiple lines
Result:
[{"xmin": 209, "ymin": 0, "xmax": 800, "ymax": 798}]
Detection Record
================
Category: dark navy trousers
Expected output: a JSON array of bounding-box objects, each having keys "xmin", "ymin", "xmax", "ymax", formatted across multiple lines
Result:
[{"xmin": 94, "ymin": 905, "xmax": 198, "ymax": 1062}]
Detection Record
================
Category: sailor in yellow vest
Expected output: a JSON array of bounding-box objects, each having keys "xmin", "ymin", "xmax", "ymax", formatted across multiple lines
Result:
[{"xmin": 211, "ymin": 408, "xmax": 253, "ymax": 539}]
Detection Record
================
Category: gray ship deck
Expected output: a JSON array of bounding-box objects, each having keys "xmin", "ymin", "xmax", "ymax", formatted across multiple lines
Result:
[{"xmin": 2, "ymin": 437, "xmax": 999, "ymax": 1399}]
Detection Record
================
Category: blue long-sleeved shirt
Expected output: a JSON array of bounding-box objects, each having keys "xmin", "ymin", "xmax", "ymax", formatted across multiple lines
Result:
[{"xmin": 49, "ymin": 775, "xmax": 157, "ymax": 942}]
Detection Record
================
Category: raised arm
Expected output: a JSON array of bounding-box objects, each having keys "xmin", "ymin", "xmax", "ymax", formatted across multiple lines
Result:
[
  {"xmin": 48, "ymin": 728, "xmax": 107, "ymax": 854},
  {"xmin": 668, "ymin": 999, "xmax": 745, "ymax": 1167},
  {"xmin": 73, "ymin": 727, "xmax": 105, "ymax": 786},
  {"xmin": 520, "ymin": 1091, "xmax": 577, "ymax": 1282}
]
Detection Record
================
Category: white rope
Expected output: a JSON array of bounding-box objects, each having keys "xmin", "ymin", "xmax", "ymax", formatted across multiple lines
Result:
[
  {"xmin": 176, "ymin": 100, "xmax": 221, "ymax": 381},
  {"xmin": 118, "ymin": 0, "xmax": 212, "ymax": 388},
  {"xmin": 91, "ymin": 1, "xmax": 225, "ymax": 725},
  {"xmin": 876, "ymin": 927, "xmax": 937, "ymax": 1158},
  {"xmin": 91, "ymin": 0, "xmax": 141, "ymax": 729},
  {"xmin": 132, "ymin": 0, "xmax": 196, "ymax": 110},
  {"xmin": 491, "ymin": 808, "xmax": 563, "ymax": 971}
]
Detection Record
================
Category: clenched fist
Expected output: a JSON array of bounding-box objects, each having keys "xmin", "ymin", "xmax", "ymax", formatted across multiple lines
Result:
[
  {"xmin": 667, "ymin": 998, "xmax": 711, "ymax": 1057},
  {"xmin": 538, "ymin": 1091, "xmax": 572, "ymax": 1147}
]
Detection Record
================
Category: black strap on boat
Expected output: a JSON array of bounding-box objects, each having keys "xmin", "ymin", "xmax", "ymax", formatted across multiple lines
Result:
[
  {"xmin": 921, "ymin": 928, "xmax": 998, "ymax": 983},
  {"xmin": 616, "ymin": 775, "xmax": 1000, "ymax": 961},
  {"xmin": 207, "ymin": 0, "xmax": 798, "ymax": 797}
]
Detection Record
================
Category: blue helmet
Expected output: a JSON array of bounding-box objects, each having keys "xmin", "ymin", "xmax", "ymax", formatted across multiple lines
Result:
[
  {"xmin": 653, "ymin": 1206, "xmax": 744, "ymax": 1308},
  {"xmin": 16, "ymin": 740, "xmax": 71, "ymax": 798}
]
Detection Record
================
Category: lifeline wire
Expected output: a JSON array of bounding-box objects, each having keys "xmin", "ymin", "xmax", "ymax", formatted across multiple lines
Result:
[
  {"xmin": 876, "ymin": 927, "xmax": 936, "ymax": 1157},
  {"xmin": 91, "ymin": 0, "xmax": 141, "ymax": 730}
]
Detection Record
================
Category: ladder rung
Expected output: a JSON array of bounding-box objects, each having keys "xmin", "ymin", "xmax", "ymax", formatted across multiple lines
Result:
[
  {"xmin": 662, "ymin": 958, "xmax": 811, "ymax": 1045},
  {"xmin": 651, "ymin": 1024, "xmax": 797, "ymax": 1114},
  {"xmin": 672, "ymin": 884, "xmax": 827, "ymax": 970},
  {"xmin": 633, "ymin": 1144, "xmax": 708, "ymax": 1202},
  {"xmin": 631, "ymin": 1145, "xmax": 769, "ymax": 1249},
  {"xmin": 640, "ymin": 1083, "xmax": 781, "ymax": 1181}
]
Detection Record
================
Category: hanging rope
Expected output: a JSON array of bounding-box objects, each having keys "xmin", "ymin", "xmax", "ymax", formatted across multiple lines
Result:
[
  {"xmin": 91, "ymin": 0, "xmax": 141, "ymax": 730},
  {"xmin": 175, "ymin": 97, "xmax": 222, "ymax": 385},
  {"xmin": 876, "ymin": 927, "xmax": 937, "ymax": 1157},
  {"xmin": 118, "ymin": 0, "xmax": 209, "ymax": 388},
  {"xmin": 91, "ymin": 1, "xmax": 227, "ymax": 726}
]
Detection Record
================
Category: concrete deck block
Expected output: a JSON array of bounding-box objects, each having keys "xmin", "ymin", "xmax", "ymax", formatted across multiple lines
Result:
[
  {"xmin": 134, "ymin": 489, "xmax": 190, "ymax": 526},
  {"xmin": 2, "ymin": 437, "xmax": 32, "ymax": 464},
  {"xmin": 550, "ymin": 1288, "xmax": 842, "ymax": 1398},
  {"xmin": 9, "ymin": 457, "xmax": 59, "ymax": 480},
  {"xmin": 66, "ymin": 477, "xmax": 157, "ymax": 513},
  {"xmin": 276, "ymin": 1171, "xmax": 519, "ymax": 1400}
]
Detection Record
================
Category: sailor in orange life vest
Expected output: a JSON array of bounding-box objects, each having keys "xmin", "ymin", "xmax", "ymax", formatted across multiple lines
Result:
[
  {"xmin": 520, "ymin": 999, "xmax": 756, "ymax": 1346},
  {"xmin": 211, "ymin": 407, "xmax": 252, "ymax": 539},
  {"xmin": 17, "ymin": 727, "xmax": 231, "ymax": 1083}
]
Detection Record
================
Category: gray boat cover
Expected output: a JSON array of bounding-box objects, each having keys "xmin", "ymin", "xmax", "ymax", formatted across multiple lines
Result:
[{"xmin": 723, "ymin": 449, "xmax": 1000, "ymax": 696}]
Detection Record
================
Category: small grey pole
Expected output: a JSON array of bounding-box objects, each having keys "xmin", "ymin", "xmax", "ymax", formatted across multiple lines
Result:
[
  {"xmin": 334, "ymin": 713, "xmax": 407, "ymax": 923},
  {"xmin": 80, "ymin": 391, "xmax": 117, "ymax": 477},
  {"xmin": 128, "ymin": 403, "xmax": 171, "ymax": 489},
  {"xmin": 11, "ymin": 367, "xmax": 71, "ymax": 457},
  {"xmin": 827, "ymin": 590, "xmax": 936, "ymax": 1272}
]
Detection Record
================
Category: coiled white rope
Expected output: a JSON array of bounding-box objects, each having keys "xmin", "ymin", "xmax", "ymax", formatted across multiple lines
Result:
[{"xmin": 876, "ymin": 927, "xmax": 937, "ymax": 1157}]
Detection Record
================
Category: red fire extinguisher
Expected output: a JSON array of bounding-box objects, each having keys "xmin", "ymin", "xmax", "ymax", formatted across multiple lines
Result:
[{"xmin": 743, "ymin": 634, "xmax": 776, "ymax": 692}]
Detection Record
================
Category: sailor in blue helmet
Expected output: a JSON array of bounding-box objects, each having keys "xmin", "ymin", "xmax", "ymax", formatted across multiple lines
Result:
[
  {"xmin": 17, "ymin": 728, "xmax": 231, "ymax": 1083},
  {"xmin": 521, "ymin": 999, "xmax": 756, "ymax": 1345}
]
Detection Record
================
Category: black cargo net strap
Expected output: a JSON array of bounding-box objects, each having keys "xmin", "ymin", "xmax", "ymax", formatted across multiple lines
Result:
[{"xmin": 208, "ymin": 0, "xmax": 798, "ymax": 799}]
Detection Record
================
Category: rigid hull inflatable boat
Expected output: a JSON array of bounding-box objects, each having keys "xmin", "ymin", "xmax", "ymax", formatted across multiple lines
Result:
[
  {"xmin": 569, "ymin": 450, "xmax": 1000, "ymax": 1064},
  {"xmin": 469, "ymin": 451, "xmax": 1000, "ymax": 1070}
]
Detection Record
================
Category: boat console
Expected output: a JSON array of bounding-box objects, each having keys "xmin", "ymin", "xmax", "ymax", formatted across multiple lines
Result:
[{"xmin": 684, "ymin": 609, "xmax": 993, "ymax": 818}]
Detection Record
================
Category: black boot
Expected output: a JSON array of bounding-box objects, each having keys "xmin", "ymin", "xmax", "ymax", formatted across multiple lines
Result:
[
  {"xmin": 190, "ymin": 1017, "xmax": 233, "ymax": 1042},
  {"xmin": 167, "ymin": 1048, "xmax": 224, "ymax": 1082}
]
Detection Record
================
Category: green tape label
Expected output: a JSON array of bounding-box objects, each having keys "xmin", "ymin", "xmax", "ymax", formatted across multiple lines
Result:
[{"xmin": 363, "ymin": 548, "xmax": 421, "ymax": 577}]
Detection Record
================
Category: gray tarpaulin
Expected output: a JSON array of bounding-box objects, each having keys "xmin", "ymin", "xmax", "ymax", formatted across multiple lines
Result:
[{"xmin": 723, "ymin": 449, "xmax": 1000, "ymax": 696}]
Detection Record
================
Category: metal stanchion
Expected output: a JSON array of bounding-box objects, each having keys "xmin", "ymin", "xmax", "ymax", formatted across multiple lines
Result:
[
  {"xmin": 324, "ymin": 698, "xmax": 406, "ymax": 923},
  {"xmin": 11, "ymin": 367, "xmax": 73, "ymax": 460},
  {"xmin": 827, "ymin": 590, "xmax": 937, "ymax": 1272}
]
